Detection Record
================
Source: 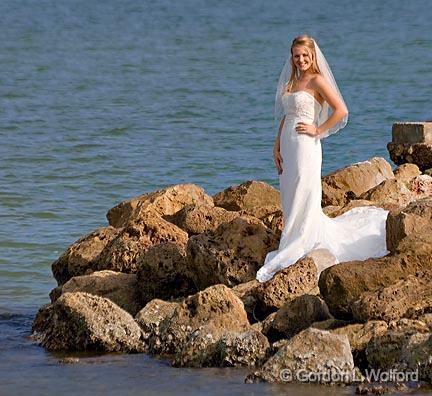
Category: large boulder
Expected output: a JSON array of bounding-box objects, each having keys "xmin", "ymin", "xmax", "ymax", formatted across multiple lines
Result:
[
  {"xmin": 136, "ymin": 242, "xmax": 197, "ymax": 305},
  {"xmin": 50, "ymin": 270, "xmax": 141, "ymax": 316},
  {"xmin": 212, "ymin": 180, "xmax": 281, "ymax": 220},
  {"xmin": 51, "ymin": 226, "xmax": 120, "ymax": 286},
  {"xmin": 30, "ymin": 292, "xmax": 146, "ymax": 352},
  {"xmin": 265, "ymin": 295, "xmax": 332, "ymax": 342},
  {"xmin": 106, "ymin": 183, "xmax": 214, "ymax": 228},
  {"xmin": 245, "ymin": 327, "xmax": 356, "ymax": 384},
  {"xmin": 152, "ymin": 284, "xmax": 251, "ymax": 357},
  {"xmin": 96, "ymin": 213, "xmax": 189, "ymax": 273},
  {"xmin": 393, "ymin": 163, "xmax": 421, "ymax": 181},
  {"xmin": 318, "ymin": 232, "xmax": 432, "ymax": 319},
  {"xmin": 386, "ymin": 197, "xmax": 432, "ymax": 253},
  {"xmin": 352, "ymin": 273, "xmax": 432, "ymax": 323},
  {"xmin": 165, "ymin": 203, "xmax": 240, "ymax": 235},
  {"xmin": 321, "ymin": 157, "xmax": 394, "ymax": 207},
  {"xmin": 187, "ymin": 216, "xmax": 279, "ymax": 289}
]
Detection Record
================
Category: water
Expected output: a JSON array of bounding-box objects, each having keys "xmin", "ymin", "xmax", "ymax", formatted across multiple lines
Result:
[{"xmin": 1, "ymin": 0, "xmax": 431, "ymax": 394}]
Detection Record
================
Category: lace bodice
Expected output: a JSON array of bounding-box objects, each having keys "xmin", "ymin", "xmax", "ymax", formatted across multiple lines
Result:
[{"xmin": 282, "ymin": 90, "xmax": 322, "ymax": 124}]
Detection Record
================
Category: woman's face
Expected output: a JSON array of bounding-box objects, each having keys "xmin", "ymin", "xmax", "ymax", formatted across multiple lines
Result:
[{"xmin": 292, "ymin": 45, "xmax": 312, "ymax": 73}]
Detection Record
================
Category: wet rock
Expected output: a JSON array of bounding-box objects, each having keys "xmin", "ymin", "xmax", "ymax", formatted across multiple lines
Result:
[
  {"xmin": 245, "ymin": 327, "xmax": 356, "ymax": 384},
  {"xmin": 321, "ymin": 157, "xmax": 394, "ymax": 207},
  {"xmin": 154, "ymin": 284, "xmax": 250, "ymax": 357},
  {"xmin": 51, "ymin": 226, "xmax": 120, "ymax": 286},
  {"xmin": 30, "ymin": 292, "xmax": 146, "ymax": 352},
  {"xmin": 50, "ymin": 270, "xmax": 141, "ymax": 316},
  {"xmin": 386, "ymin": 197, "xmax": 432, "ymax": 253},
  {"xmin": 187, "ymin": 216, "xmax": 278, "ymax": 289},
  {"xmin": 352, "ymin": 273, "xmax": 432, "ymax": 323},
  {"xmin": 106, "ymin": 183, "xmax": 214, "ymax": 228},
  {"xmin": 212, "ymin": 180, "xmax": 281, "ymax": 220},
  {"xmin": 319, "ymin": 232, "xmax": 432, "ymax": 319},
  {"xmin": 136, "ymin": 242, "xmax": 197, "ymax": 305}
]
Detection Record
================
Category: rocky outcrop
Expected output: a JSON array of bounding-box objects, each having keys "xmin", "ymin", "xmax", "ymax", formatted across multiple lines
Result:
[
  {"xmin": 321, "ymin": 157, "xmax": 394, "ymax": 207},
  {"xmin": 106, "ymin": 184, "xmax": 214, "ymax": 228},
  {"xmin": 50, "ymin": 270, "xmax": 141, "ymax": 316},
  {"xmin": 245, "ymin": 328, "xmax": 356, "ymax": 384},
  {"xmin": 30, "ymin": 292, "xmax": 146, "ymax": 352},
  {"xmin": 186, "ymin": 216, "xmax": 279, "ymax": 289}
]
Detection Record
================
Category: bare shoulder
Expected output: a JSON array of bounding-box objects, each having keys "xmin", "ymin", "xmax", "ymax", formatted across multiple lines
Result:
[{"xmin": 310, "ymin": 74, "xmax": 327, "ymax": 88}]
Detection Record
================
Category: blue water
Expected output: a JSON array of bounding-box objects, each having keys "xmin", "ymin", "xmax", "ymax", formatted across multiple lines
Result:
[{"xmin": 1, "ymin": 0, "xmax": 431, "ymax": 394}]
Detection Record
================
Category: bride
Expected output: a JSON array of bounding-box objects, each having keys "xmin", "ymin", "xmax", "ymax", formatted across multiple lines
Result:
[{"xmin": 256, "ymin": 34, "xmax": 390, "ymax": 283}]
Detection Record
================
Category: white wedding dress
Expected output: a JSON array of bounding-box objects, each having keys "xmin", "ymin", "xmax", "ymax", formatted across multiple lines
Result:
[{"xmin": 256, "ymin": 90, "xmax": 390, "ymax": 283}]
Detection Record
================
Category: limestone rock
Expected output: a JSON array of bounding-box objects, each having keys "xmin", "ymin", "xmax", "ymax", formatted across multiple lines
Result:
[
  {"xmin": 212, "ymin": 180, "xmax": 281, "ymax": 220},
  {"xmin": 187, "ymin": 216, "xmax": 278, "ymax": 289},
  {"xmin": 393, "ymin": 163, "xmax": 421, "ymax": 181},
  {"xmin": 106, "ymin": 183, "xmax": 214, "ymax": 228},
  {"xmin": 50, "ymin": 270, "xmax": 141, "ymax": 316},
  {"xmin": 30, "ymin": 292, "xmax": 146, "ymax": 352},
  {"xmin": 321, "ymin": 157, "xmax": 394, "ymax": 207}
]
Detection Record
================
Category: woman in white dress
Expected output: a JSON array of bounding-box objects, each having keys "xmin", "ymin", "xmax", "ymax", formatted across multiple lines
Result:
[{"xmin": 256, "ymin": 34, "xmax": 390, "ymax": 283}]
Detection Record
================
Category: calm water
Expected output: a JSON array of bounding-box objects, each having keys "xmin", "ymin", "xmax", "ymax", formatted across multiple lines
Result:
[{"xmin": 1, "ymin": 0, "xmax": 431, "ymax": 394}]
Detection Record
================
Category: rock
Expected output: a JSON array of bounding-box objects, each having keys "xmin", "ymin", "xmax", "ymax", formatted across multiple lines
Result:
[
  {"xmin": 310, "ymin": 318, "xmax": 350, "ymax": 331},
  {"xmin": 255, "ymin": 257, "xmax": 319, "ymax": 317},
  {"xmin": 425, "ymin": 168, "xmax": 432, "ymax": 176},
  {"xmin": 154, "ymin": 284, "xmax": 250, "ymax": 357},
  {"xmin": 106, "ymin": 183, "xmax": 214, "ymax": 228},
  {"xmin": 352, "ymin": 273, "xmax": 432, "ymax": 323},
  {"xmin": 231, "ymin": 280, "xmax": 262, "ymax": 323},
  {"xmin": 173, "ymin": 327, "xmax": 270, "ymax": 368},
  {"xmin": 136, "ymin": 242, "xmax": 197, "ymax": 305},
  {"xmin": 318, "ymin": 232, "xmax": 432, "ymax": 319},
  {"xmin": 418, "ymin": 314, "xmax": 432, "ymax": 330},
  {"xmin": 387, "ymin": 122, "xmax": 432, "ymax": 171},
  {"xmin": 212, "ymin": 180, "xmax": 281, "ymax": 220},
  {"xmin": 260, "ymin": 209, "xmax": 283, "ymax": 237},
  {"xmin": 393, "ymin": 163, "xmax": 421, "ymax": 181},
  {"xmin": 321, "ymin": 157, "xmax": 394, "ymax": 207},
  {"xmin": 165, "ymin": 203, "xmax": 240, "ymax": 235},
  {"xmin": 134, "ymin": 298, "xmax": 179, "ymax": 350},
  {"xmin": 265, "ymin": 295, "xmax": 332, "ymax": 342},
  {"xmin": 186, "ymin": 216, "xmax": 278, "ymax": 289},
  {"xmin": 324, "ymin": 200, "xmax": 380, "ymax": 218},
  {"xmin": 97, "ymin": 213, "xmax": 189, "ymax": 274},
  {"xmin": 366, "ymin": 330, "xmax": 431, "ymax": 381},
  {"xmin": 386, "ymin": 197, "xmax": 432, "ymax": 253},
  {"xmin": 50, "ymin": 270, "xmax": 141, "ymax": 316},
  {"xmin": 30, "ymin": 292, "xmax": 146, "ymax": 352},
  {"xmin": 245, "ymin": 327, "xmax": 356, "ymax": 384},
  {"xmin": 51, "ymin": 226, "xmax": 120, "ymax": 286}
]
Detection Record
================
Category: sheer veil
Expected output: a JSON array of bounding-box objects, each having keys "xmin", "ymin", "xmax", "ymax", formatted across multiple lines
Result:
[{"xmin": 274, "ymin": 37, "xmax": 348, "ymax": 139}]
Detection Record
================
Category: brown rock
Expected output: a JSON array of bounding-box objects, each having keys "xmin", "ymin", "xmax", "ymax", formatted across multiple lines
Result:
[
  {"xmin": 97, "ymin": 213, "xmax": 189, "ymax": 274},
  {"xmin": 51, "ymin": 226, "xmax": 120, "ymax": 285},
  {"xmin": 318, "ymin": 232, "xmax": 432, "ymax": 319},
  {"xmin": 352, "ymin": 273, "xmax": 432, "ymax": 323},
  {"xmin": 186, "ymin": 216, "xmax": 278, "ymax": 289},
  {"xmin": 51, "ymin": 270, "xmax": 141, "ymax": 316},
  {"xmin": 165, "ymin": 203, "xmax": 240, "ymax": 235},
  {"xmin": 265, "ymin": 295, "xmax": 332, "ymax": 342},
  {"xmin": 106, "ymin": 183, "xmax": 214, "ymax": 228},
  {"xmin": 386, "ymin": 197, "xmax": 432, "ymax": 253},
  {"xmin": 136, "ymin": 242, "xmax": 197, "ymax": 305},
  {"xmin": 212, "ymin": 180, "xmax": 281, "ymax": 220},
  {"xmin": 321, "ymin": 157, "xmax": 394, "ymax": 207},
  {"xmin": 393, "ymin": 163, "xmax": 421, "ymax": 181},
  {"xmin": 231, "ymin": 280, "xmax": 262, "ymax": 323},
  {"xmin": 30, "ymin": 292, "xmax": 146, "ymax": 352},
  {"xmin": 387, "ymin": 142, "xmax": 432, "ymax": 172}
]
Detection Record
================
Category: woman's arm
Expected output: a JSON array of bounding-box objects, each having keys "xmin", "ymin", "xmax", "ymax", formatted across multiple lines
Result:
[
  {"xmin": 312, "ymin": 75, "xmax": 348, "ymax": 135},
  {"xmin": 274, "ymin": 115, "xmax": 286, "ymax": 149}
]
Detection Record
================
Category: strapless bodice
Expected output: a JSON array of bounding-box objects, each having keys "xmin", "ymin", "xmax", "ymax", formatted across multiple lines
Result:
[{"xmin": 282, "ymin": 90, "xmax": 323, "ymax": 124}]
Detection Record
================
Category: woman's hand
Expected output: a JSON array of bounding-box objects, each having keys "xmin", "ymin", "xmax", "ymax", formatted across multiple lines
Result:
[
  {"xmin": 273, "ymin": 145, "xmax": 283, "ymax": 175},
  {"xmin": 296, "ymin": 122, "xmax": 319, "ymax": 137}
]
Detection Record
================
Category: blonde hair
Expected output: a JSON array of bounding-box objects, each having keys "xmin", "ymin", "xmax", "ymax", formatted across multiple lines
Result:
[{"xmin": 285, "ymin": 34, "xmax": 322, "ymax": 93}]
